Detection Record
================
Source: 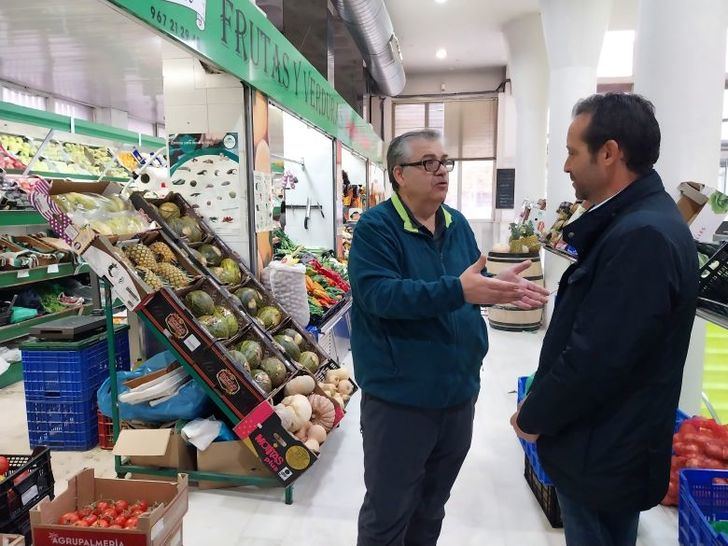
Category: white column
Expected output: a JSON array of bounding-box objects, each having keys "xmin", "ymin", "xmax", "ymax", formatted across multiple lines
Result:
[
  {"xmin": 633, "ymin": 0, "xmax": 728, "ymax": 414},
  {"xmin": 503, "ymin": 13, "xmax": 549, "ymax": 211},
  {"xmin": 539, "ymin": 0, "xmax": 612, "ymax": 321}
]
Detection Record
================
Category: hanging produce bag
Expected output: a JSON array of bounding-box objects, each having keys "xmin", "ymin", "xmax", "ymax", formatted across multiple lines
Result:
[{"xmin": 262, "ymin": 261, "xmax": 310, "ymax": 327}]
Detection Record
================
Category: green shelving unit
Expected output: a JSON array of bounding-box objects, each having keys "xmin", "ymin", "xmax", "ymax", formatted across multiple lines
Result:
[
  {"xmin": 0, "ymin": 211, "xmax": 48, "ymax": 226},
  {"xmin": 0, "ymin": 361, "xmax": 23, "ymax": 389},
  {"xmin": 0, "ymin": 263, "xmax": 90, "ymax": 289},
  {"xmin": 0, "ymin": 304, "xmax": 93, "ymax": 345}
]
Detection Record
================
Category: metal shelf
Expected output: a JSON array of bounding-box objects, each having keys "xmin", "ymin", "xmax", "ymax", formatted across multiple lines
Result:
[
  {"xmin": 0, "ymin": 210, "xmax": 47, "ymax": 226},
  {"xmin": 0, "ymin": 263, "xmax": 90, "ymax": 289},
  {"xmin": 544, "ymin": 245, "xmax": 578, "ymax": 263},
  {"xmin": 697, "ymin": 307, "xmax": 728, "ymax": 330},
  {"xmin": 0, "ymin": 304, "xmax": 93, "ymax": 345},
  {"xmin": 4, "ymin": 169, "xmax": 129, "ymax": 183}
]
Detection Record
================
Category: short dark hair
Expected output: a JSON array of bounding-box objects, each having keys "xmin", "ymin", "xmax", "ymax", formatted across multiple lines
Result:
[
  {"xmin": 386, "ymin": 129, "xmax": 442, "ymax": 192},
  {"xmin": 573, "ymin": 93, "xmax": 661, "ymax": 176}
]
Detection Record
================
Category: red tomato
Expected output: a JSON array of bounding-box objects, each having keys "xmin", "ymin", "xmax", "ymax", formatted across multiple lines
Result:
[
  {"xmin": 109, "ymin": 524, "xmax": 123, "ymax": 529},
  {"xmin": 83, "ymin": 514, "xmax": 98, "ymax": 525},
  {"xmin": 0, "ymin": 456, "xmax": 9, "ymax": 476},
  {"xmin": 59, "ymin": 512, "xmax": 80, "ymax": 525},
  {"xmin": 78, "ymin": 506, "xmax": 94, "ymax": 518},
  {"xmin": 114, "ymin": 499, "xmax": 129, "ymax": 512},
  {"xmin": 125, "ymin": 517, "xmax": 139, "ymax": 529},
  {"xmin": 674, "ymin": 442, "xmax": 701, "ymax": 457},
  {"xmin": 136, "ymin": 499, "xmax": 148, "ymax": 512},
  {"xmin": 113, "ymin": 515, "xmax": 128, "ymax": 527},
  {"xmin": 131, "ymin": 509, "xmax": 143, "ymax": 517},
  {"xmin": 73, "ymin": 520, "xmax": 90, "ymax": 527},
  {"xmin": 101, "ymin": 508, "xmax": 118, "ymax": 521},
  {"xmin": 96, "ymin": 501, "xmax": 110, "ymax": 513},
  {"xmin": 92, "ymin": 519, "xmax": 110, "ymax": 528}
]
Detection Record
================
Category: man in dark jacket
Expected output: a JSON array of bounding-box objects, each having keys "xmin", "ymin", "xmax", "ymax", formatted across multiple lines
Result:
[
  {"xmin": 512, "ymin": 93, "xmax": 699, "ymax": 546},
  {"xmin": 349, "ymin": 129, "xmax": 549, "ymax": 546}
]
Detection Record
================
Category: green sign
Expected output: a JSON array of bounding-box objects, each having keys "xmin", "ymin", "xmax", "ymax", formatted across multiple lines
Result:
[{"xmin": 105, "ymin": 0, "xmax": 383, "ymax": 162}]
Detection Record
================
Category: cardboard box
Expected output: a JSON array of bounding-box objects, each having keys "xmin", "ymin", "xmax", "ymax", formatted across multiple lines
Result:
[
  {"xmin": 30, "ymin": 469, "xmax": 188, "ymax": 546},
  {"xmin": 0, "ymin": 534, "xmax": 24, "ymax": 546},
  {"xmin": 677, "ymin": 182, "xmax": 728, "ymax": 242},
  {"xmin": 195, "ymin": 440, "xmax": 273, "ymax": 489},
  {"xmin": 232, "ymin": 380, "xmax": 346, "ymax": 485},
  {"xmin": 138, "ymin": 288, "xmax": 269, "ymax": 420},
  {"xmin": 81, "ymin": 230, "xmax": 202, "ymax": 311},
  {"xmin": 112, "ymin": 427, "xmax": 196, "ymax": 480}
]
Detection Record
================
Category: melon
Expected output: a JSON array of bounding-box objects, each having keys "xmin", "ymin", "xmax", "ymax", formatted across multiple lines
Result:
[
  {"xmin": 235, "ymin": 287, "xmax": 264, "ymax": 315},
  {"xmin": 185, "ymin": 290, "xmax": 215, "ymax": 317},
  {"xmin": 260, "ymin": 357, "xmax": 287, "ymax": 388},
  {"xmin": 257, "ymin": 306, "xmax": 283, "ymax": 329},
  {"xmin": 199, "ymin": 315, "xmax": 229, "ymax": 339},
  {"xmin": 228, "ymin": 350, "xmax": 251, "ymax": 375},
  {"xmin": 219, "ymin": 258, "xmax": 242, "ymax": 285},
  {"xmin": 198, "ymin": 244, "xmax": 223, "ymax": 267},
  {"xmin": 253, "ymin": 369, "xmax": 272, "ymax": 394},
  {"xmin": 214, "ymin": 306, "xmax": 239, "ymax": 338},
  {"xmin": 281, "ymin": 328, "xmax": 304, "ymax": 347},
  {"xmin": 238, "ymin": 340, "xmax": 263, "ymax": 369},
  {"xmin": 298, "ymin": 351, "xmax": 320, "ymax": 373},
  {"xmin": 159, "ymin": 202, "xmax": 181, "ymax": 220},
  {"xmin": 274, "ymin": 334, "xmax": 301, "ymax": 361}
]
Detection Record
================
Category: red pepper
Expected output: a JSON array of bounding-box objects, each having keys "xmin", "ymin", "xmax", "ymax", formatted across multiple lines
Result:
[{"xmin": 311, "ymin": 260, "xmax": 350, "ymax": 291}]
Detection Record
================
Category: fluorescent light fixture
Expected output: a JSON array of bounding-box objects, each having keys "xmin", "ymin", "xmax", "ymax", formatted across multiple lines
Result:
[
  {"xmin": 436, "ymin": 48, "xmax": 447, "ymax": 60},
  {"xmin": 435, "ymin": 0, "xmax": 448, "ymax": 3}
]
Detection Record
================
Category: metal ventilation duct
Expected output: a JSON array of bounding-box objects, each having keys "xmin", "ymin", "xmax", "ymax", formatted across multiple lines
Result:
[{"xmin": 331, "ymin": 0, "xmax": 406, "ymax": 97}]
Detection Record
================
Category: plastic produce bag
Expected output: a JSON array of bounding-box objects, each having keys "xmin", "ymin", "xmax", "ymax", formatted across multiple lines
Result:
[
  {"xmin": 262, "ymin": 261, "xmax": 310, "ymax": 327},
  {"xmin": 10, "ymin": 306, "xmax": 37, "ymax": 324},
  {"xmin": 97, "ymin": 350, "xmax": 212, "ymax": 423},
  {"xmin": 181, "ymin": 418, "xmax": 222, "ymax": 451}
]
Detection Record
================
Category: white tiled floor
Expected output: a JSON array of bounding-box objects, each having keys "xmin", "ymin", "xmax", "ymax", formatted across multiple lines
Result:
[{"xmin": 0, "ymin": 327, "xmax": 679, "ymax": 545}]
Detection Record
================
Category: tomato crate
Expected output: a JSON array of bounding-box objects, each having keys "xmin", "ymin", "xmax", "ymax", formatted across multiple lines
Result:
[
  {"xmin": 21, "ymin": 327, "xmax": 130, "ymax": 402},
  {"xmin": 0, "ymin": 447, "xmax": 54, "ymax": 532},
  {"xmin": 679, "ymin": 469, "xmax": 728, "ymax": 546},
  {"xmin": 26, "ymin": 397, "xmax": 98, "ymax": 451}
]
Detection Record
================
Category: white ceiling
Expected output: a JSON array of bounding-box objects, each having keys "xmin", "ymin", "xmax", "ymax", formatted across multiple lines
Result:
[
  {"xmin": 385, "ymin": 0, "xmax": 639, "ymax": 73},
  {"xmin": 0, "ymin": 0, "xmax": 169, "ymax": 123}
]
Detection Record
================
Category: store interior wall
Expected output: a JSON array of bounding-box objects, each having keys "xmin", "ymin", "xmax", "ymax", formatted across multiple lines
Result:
[
  {"xmin": 276, "ymin": 109, "xmax": 336, "ymax": 250},
  {"xmin": 341, "ymin": 149, "xmax": 367, "ymax": 191},
  {"xmin": 401, "ymin": 68, "xmax": 507, "ymax": 96},
  {"xmin": 161, "ymin": 47, "xmax": 251, "ymax": 264}
]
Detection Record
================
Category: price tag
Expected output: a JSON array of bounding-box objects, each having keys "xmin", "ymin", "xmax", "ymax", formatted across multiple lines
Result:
[
  {"xmin": 17, "ymin": 270, "xmax": 30, "ymax": 279},
  {"xmin": 47, "ymin": 264, "xmax": 59, "ymax": 274}
]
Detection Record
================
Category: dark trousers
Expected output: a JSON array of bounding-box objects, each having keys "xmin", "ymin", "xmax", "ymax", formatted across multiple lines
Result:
[
  {"xmin": 557, "ymin": 488, "xmax": 640, "ymax": 546},
  {"xmin": 357, "ymin": 393, "xmax": 476, "ymax": 546}
]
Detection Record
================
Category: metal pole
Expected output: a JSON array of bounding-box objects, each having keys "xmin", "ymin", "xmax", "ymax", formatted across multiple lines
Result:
[{"xmin": 104, "ymin": 281, "xmax": 121, "ymax": 469}]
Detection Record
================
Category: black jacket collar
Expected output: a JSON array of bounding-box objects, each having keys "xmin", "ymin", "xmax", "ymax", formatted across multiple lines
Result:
[{"xmin": 562, "ymin": 169, "xmax": 665, "ymax": 258}]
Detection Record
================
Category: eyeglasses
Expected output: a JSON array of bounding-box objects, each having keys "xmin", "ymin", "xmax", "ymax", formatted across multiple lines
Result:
[{"xmin": 399, "ymin": 158, "xmax": 455, "ymax": 173}]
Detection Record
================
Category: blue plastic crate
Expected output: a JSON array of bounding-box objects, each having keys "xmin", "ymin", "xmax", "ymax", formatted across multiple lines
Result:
[
  {"xmin": 516, "ymin": 376, "xmax": 691, "ymax": 487},
  {"xmin": 21, "ymin": 330, "xmax": 130, "ymax": 401},
  {"xmin": 25, "ymin": 397, "xmax": 98, "ymax": 451},
  {"xmin": 679, "ymin": 469, "xmax": 728, "ymax": 546}
]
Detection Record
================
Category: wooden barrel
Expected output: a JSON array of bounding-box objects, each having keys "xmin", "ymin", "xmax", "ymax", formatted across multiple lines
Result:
[{"xmin": 486, "ymin": 251, "xmax": 544, "ymax": 332}]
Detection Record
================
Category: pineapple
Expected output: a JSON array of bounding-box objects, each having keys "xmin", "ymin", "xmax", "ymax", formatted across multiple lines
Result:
[
  {"xmin": 521, "ymin": 222, "xmax": 541, "ymax": 253},
  {"xmin": 124, "ymin": 244, "xmax": 157, "ymax": 269},
  {"xmin": 155, "ymin": 262, "xmax": 191, "ymax": 288},
  {"xmin": 138, "ymin": 267, "xmax": 164, "ymax": 291},
  {"xmin": 149, "ymin": 241, "xmax": 177, "ymax": 264}
]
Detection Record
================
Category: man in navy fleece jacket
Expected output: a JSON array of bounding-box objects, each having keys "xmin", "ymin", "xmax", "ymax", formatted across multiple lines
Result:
[{"xmin": 348, "ymin": 129, "xmax": 549, "ymax": 546}]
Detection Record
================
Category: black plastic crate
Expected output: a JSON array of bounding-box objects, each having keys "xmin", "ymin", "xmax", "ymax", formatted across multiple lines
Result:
[
  {"xmin": 524, "ymin": 455, "xmax": 563, "ymax": 528},
  {"xmin": 0, "ymin": 510, "xmax": 32, "ymax": 544},
  {"xmin": 699, "ymin": 242, "xmax": 728, "ymax": 317},
  {"xmin": 0, "ymin": 447, "xmax": 54, "ymax": 530}
]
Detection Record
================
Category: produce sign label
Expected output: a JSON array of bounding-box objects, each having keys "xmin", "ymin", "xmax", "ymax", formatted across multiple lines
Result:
[
  {"xmin": 140, "ymin": 289, "xmax": 264, "ymax": 420},
  {"xmin": 105, "ymin": 0, "xmax": 382, "ymax": 162},
  {"xmin": 33, "ymin": 528, "xmax": 147, "ymax": 546}
]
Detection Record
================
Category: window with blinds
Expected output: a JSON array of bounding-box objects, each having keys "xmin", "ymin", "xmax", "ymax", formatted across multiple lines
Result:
[
  {"xmin": 54, "ymin": 99, "xmax": 93, "ymax": 121},
  {"xmin": 2, "ymin": 86, "xmax": 47, "ymax": 111},
  {"xmin": 393, "ymin": 97, "xmax": 498, "ymax": 220}
]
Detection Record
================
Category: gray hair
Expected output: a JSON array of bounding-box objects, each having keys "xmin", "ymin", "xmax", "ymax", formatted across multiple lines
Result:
[{"xmin": 387, "ymin": 129, "xmax": 442, "ymax": 191}]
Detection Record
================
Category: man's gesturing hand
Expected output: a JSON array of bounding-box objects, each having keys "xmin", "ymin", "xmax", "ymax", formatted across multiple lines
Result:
[
  {"xmin": 495, "ymin": 260, "xmax": 550, "ymax": 310},
  {"xmin": 459, "ymin": 255, "xmax": 525, "ymax": 305}
]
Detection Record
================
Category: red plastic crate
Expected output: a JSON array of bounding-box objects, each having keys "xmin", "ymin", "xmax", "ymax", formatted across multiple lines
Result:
[{"xmin": 97, "ymin": 411, "xmax": 114, "ymax": 450}]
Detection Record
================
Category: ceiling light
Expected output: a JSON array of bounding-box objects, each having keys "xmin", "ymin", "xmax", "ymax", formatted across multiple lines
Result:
[
  {"xmin": 436, "ymin": 48, "xmax": 447, "ymax": 60},
  {"xmin": 435, "ymin": 0, "xmax": 448, "ymax": 3}
]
